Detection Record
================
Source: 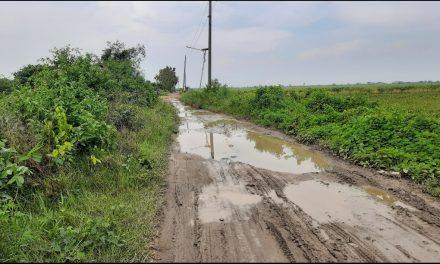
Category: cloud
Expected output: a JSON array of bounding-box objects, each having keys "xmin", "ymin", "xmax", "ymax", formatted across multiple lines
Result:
[
  {"xmin": 215, "ymin": 27, "xmax": 291, "ymax": 54},
  {"xmin": 299, "ymin": 39, "xmax": 365, "ymax": 59},
  {"xmin": 331, "ymin": 1, "xmax": 440, "ymax": 28},
  {"xmin": 216, "ymin": 1, "xmax": 326, "ymax": 28},
  {"xmin": 0, "ymin": 1, "xmax": 439, "ymax": 86}
]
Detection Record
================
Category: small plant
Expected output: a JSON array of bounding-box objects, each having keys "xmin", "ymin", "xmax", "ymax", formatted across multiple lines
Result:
[{"xmin": 0, "ymin": 140, "xmax": 41, "ymax": 190}]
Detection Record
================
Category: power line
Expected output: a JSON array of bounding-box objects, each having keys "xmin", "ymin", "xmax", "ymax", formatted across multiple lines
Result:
[
  {"xmin": 186, "ymin": 1, "xmax": 216, "ymax": 88},
  {"xmin": 189, "ymin": 2, "xmax": 208, "ymax": 45},
  {"xmin": 188, "ymin": 2, "xmax": 209, "ymax": 56},
  {"xmin": 192, "ymin": 16, "xmax": 208, "ymax": 48},
  {"xmin": 193, "ymin": 1, "xmax": 217, "ymax": 48}
]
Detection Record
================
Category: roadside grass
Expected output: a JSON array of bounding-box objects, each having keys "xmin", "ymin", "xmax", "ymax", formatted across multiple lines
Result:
[{"xmin": 0, "ymin": 102, "xmax": 176, "ymax": 262}]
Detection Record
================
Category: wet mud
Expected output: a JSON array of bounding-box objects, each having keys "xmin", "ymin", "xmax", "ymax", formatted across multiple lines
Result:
[{"xmin": 151, "ymin": 94, "xmax": 440, "ymax": 262}]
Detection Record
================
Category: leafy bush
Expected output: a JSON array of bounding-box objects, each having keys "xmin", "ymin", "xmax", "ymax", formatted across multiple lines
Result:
[
  {"xmin": 252, "ymin": 86, "xmax": 285, "ymax": 111},
  {"xmin": 13, "ymin": 64, "xmax": 45, "ymax": 86},
  {"xmin": 0, "ymin": 78, "xmax": 14, "ymax": 93},
  {"xmin": 0, "ymin": 41, "xmax": 171, "ymax": 261}
]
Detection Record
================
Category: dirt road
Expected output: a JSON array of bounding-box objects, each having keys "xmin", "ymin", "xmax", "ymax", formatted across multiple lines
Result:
[{"xmin": 151, "ymin": 94, "xmax": 440, "ymax": 262}]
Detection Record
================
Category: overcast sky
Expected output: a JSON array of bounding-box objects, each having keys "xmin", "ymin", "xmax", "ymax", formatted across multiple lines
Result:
[{"xmin": 1, "ymin": 1, "xmax": 440, "ymax": 87}]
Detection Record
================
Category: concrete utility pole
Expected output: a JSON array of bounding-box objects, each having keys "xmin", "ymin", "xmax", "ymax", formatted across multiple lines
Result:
[{"xmin": 208, "ymin": 0, "xmax": 212, "ymax": 87}]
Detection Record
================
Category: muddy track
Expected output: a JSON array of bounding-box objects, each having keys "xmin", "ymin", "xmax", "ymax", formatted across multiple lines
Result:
[{"xmin": 150, "ymin": 95, "xmax": 440, "ymax": 262}]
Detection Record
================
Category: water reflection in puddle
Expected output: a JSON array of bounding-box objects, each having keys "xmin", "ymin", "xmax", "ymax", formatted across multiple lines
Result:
[
  {"xmin": 283, "ymin": 181, "xmax": 415, "ymax": 224},
  {"xmin": 173, "ymin": 100, "xmax": 329, "ymax": 174},
  {"xmin": 284, "ymin": 180, "xmax": 391, "ymax": 223},
  {"xmin": 205, "ymin": 119, "xmax": 239, "ymax": 128},
  {"xmin": 364, "ymin": 186, "xmax": 414, "ymax": 210}
]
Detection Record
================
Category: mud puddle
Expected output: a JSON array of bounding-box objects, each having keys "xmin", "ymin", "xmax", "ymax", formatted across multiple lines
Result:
[
  {"xmin": 172, "ymin": 100, "xmax": 329, "ymax": 174},
  {"xmin": 198, "ymin": 162, "xmax": 262, "ymax": 224},
  {"xmin": 284, "ymin": 180, "xmax": 438, "ymax": 261}
]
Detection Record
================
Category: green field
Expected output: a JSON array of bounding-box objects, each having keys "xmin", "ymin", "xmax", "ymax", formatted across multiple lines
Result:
[
  {"xmin": 367, "ymin": 92, "xmax": 440, "ymax": 115},
  {"xmin": 239, "ymin": 83, "xmax": 440, "ymax": 115},
  {"xmin": 312, "ymin": 84, "xmax": 440, "ymax": 115},
  {"xmin": 181, "ymin": 83, "xmax": 440, "ymax": 195},
  {"xmin": 218, "ymin": 83, "xmax": 440, "ymax": 115}
]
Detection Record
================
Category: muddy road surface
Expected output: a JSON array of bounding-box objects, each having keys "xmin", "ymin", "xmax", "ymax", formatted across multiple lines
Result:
[{"xmin": 151, "ymin": 95, "xmax": 440, "ymax": 262}]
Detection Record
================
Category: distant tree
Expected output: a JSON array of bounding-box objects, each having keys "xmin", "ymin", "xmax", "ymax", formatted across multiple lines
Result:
[
  {"xmin": 100, "ymin": 40, "xmax": 146, "ymax": 76},
  {"xmin": 154, "ymin": 66, "xmax": 178, "ymax": 92},
  {"xmin": 13, "ymin": 64, "xmax": 45, "ymax": 85},
  {"xmin": 0, "ymin": 77, "xmax": 14, "ymax": 93},
  {"xmin": 43, "ymin": 45, "xmax": 82, "ymax": 68}
]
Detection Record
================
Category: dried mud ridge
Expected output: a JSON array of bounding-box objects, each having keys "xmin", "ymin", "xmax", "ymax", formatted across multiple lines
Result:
[{"xmin": 151, "ymin": 95, "xmax": 440, "ymax": 262}]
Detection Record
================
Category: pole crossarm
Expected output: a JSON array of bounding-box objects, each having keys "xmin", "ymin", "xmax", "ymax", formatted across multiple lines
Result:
[{"xmin": 186, "ymin": 46, "xmax": 208, "ymax": 51}]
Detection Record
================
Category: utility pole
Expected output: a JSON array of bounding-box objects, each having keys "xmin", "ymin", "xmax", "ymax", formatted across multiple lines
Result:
[
  {"xmin": 186, "ymin": 1, "xmax": 212, "ymax": 89},
  {"xmin": 183, "ymin": 55, "xmax": 187, "ymax": 91},
  {"xmin": 208, "ymin": 0, "xmax": 212, "ymax": 87}
]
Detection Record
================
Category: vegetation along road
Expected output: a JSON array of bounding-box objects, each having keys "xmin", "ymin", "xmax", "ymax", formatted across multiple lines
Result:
[
  {"xmin": 0, "ymin": 42, "xmax": 176, "ymax": 262},
  {"xmin": 151, "ymin": 87, "xmax": 440, "ymax": 262}
]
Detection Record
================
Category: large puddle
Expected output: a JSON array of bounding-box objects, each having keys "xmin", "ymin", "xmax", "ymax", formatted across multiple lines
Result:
[
  {"xmin": 284, "ymin": 180, "xmax": 439, "ymax": 261},
  {"xmin": 283, "ymin": 181, "xmax": 408, "ymax": 224},
  {"xmin": 173, "ymin": 100, "xmax": 329, "ymax": 174}
]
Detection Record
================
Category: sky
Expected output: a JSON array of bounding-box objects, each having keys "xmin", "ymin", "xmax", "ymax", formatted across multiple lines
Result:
[{"xmin": 1, "ymin": 1, "xmax": 440, "ymax": 87}]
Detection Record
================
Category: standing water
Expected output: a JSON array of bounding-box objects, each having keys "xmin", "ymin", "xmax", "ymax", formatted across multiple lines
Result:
[{"xmin": 172, "ymin": 100, "xmax": 329, "ymax": 174}]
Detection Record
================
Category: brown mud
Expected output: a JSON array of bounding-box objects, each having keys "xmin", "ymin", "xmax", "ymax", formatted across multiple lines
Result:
[{"xmin": 150, "ymin": 93, "xmax": 440, "ymax": 262}]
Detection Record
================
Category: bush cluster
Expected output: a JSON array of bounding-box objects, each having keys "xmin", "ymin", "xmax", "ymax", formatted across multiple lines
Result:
[{"xmin": 0, "ymin": 41, "xmax": 158, "ymax": 226}]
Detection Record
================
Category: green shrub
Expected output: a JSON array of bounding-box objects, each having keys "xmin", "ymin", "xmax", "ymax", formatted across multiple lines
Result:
[
  {"xmin": 252, "ymin": 86, "xmax": 285, "ymax": 110},
  {"xmin": 0, "ymin": 41, "xmax": 171, "ymax": 261},
  {"xmin": 0, "ymin": 78, "xmax": 15, "ymax": 93}
]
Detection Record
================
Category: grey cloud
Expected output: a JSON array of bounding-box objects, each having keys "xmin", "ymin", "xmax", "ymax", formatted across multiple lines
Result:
[{"xmin": 0, "ymin": 1, "xmax": 439, "ymax": 86}]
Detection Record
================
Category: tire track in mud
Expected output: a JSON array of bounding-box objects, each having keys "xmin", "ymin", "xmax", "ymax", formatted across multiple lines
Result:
[
  {"xmin": 152, "ymin": 96, "xmax": 440, "ymax": 262},
  {"xmin": 154, "ymin": 151, "xmax": 435, "ymax": 262},
  {"xmin": 241, "ymin": 165, "xmax": 387, "ymax": 262}
]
